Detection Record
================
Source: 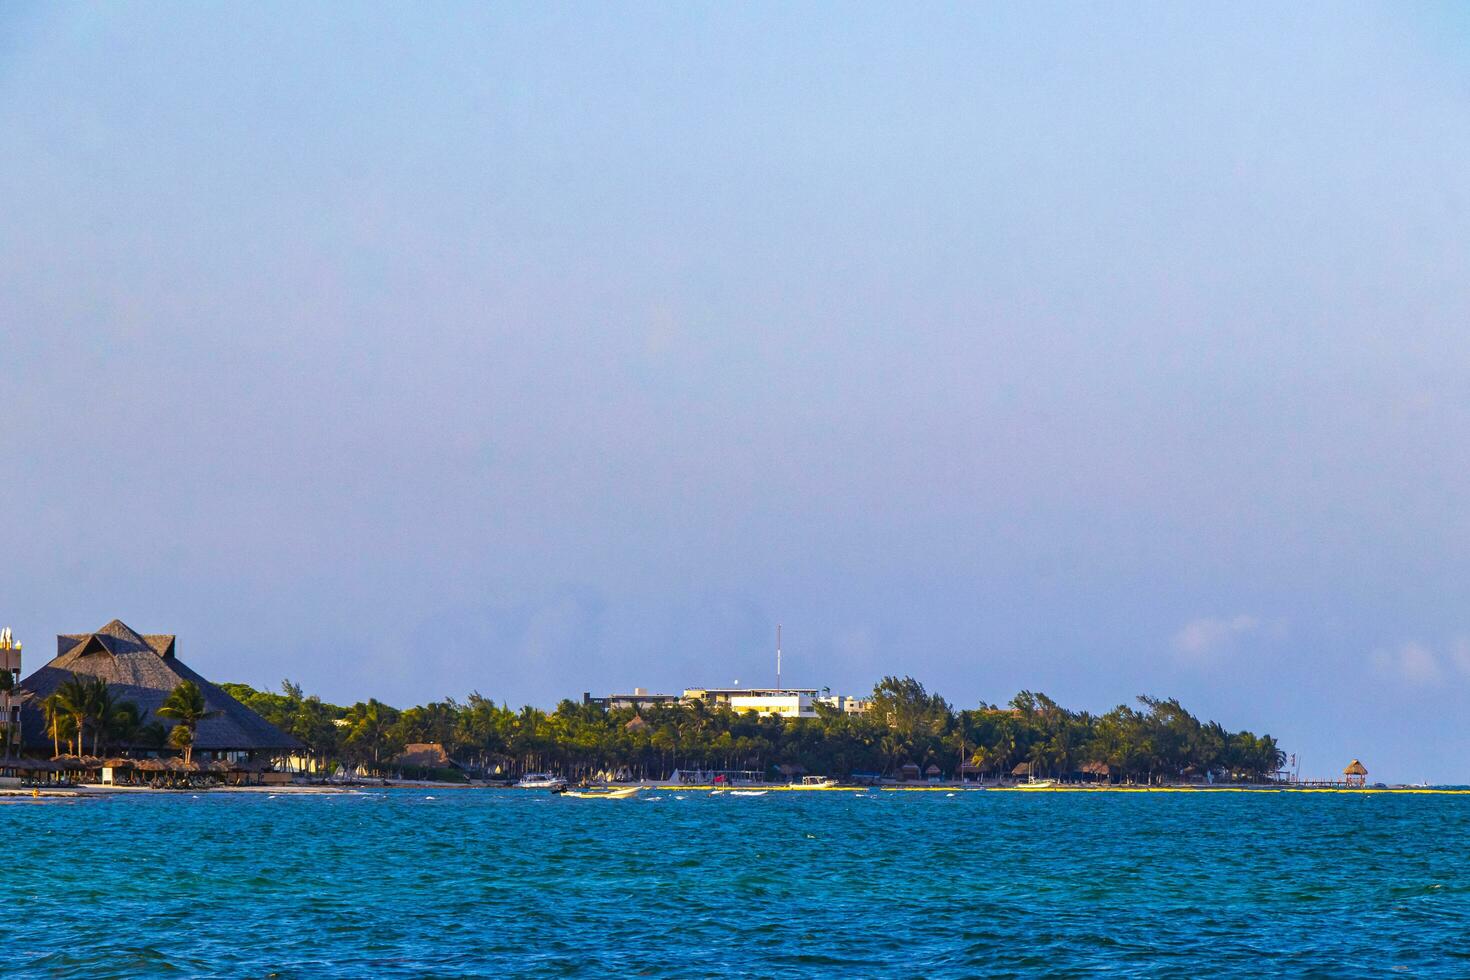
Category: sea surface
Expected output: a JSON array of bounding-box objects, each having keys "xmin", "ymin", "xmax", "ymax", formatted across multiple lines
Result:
[{"xmin": 11, "ymin": 788, "xmax": 1470, "ymax": 978}]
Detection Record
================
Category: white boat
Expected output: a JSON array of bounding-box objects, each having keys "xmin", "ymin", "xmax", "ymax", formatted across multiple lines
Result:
[
  {"xmin": 562, "ymin": 786, "xmax": 640, "ymax": 800},
  {"xmin": 516, "ymin": 773, "xmax": 567, "ymax": 790},
  {"xmin": 729, "ymin": 790, "xmax": 768, "ymax": 797},
  {"xmin": 1015, "ymin": 777, "xmax": 1056, "ymax": 790},
  {"xmin": 792, "ymin": 775, "xmax": 839, "ymax": 789}
]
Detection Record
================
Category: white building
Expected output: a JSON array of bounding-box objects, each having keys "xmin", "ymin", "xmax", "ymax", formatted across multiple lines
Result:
[
  {"xmin": 728, "ymin": 692, "xmax": 817, "ymax": 718},
  {"xmin": 725, "ymin": 692, "xmax": 872, "ymax": 719}
]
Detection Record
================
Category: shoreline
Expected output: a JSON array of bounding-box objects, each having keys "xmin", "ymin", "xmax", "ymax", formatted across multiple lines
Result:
[{"xmin": 6, "ymin": 782, "xmax": 1466, "ymax": 799}]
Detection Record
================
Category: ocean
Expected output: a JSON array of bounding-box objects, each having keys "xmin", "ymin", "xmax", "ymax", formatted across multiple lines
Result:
[{"xmin": 11, "ymin": 788, "xmax": 1469, "ymax": 977}]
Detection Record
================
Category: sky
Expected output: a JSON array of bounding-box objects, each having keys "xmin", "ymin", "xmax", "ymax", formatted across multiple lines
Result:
[{"xmin": 2, "ymin": 4, "xmax": 1469, "ymax": 782}]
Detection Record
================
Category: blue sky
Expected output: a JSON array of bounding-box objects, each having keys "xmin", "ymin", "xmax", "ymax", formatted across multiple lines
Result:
[{"xmin": 3, "ymin": 4, "xmax": 1469, "ymax": 781}]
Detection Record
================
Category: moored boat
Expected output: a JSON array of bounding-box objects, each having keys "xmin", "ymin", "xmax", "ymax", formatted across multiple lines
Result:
[
  {"xmin": 563, "ymin": 786, "xmax": 641, "ymax": 799},
  {"xmin": 516, "ymin": 773, "xmax": 568, "ymax": 790},
  {"xmin": 791, "ymin": 775, "xmax": 839, "ymax": 789}
]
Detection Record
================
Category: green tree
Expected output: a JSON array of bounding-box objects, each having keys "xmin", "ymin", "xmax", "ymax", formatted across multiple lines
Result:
[
  {"xmin": 156, "ymin": 680, "xmax": 221, "ymax": 765},
  {"xmin": 54, "ymin": 674, "xmax": 93, "ymax": 756}
]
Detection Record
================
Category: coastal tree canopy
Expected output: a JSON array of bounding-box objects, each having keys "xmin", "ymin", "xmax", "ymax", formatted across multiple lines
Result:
[{"xmin": 219, "ymin": 677, "xmax": 1287, "ymax": 784}]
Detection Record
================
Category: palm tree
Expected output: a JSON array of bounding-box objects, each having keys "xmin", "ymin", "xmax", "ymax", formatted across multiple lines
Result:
[
  {"xmin": 42, "ymin": 692, "xmax": 66, "ymax": 758},
  {"xmin": 55, "ymin": 674, "xmax": 92, "ymax": 756},
  {"xmin": 85, "ymin": 677, "xmax": 118, "ymax": 756},
  {"xmin": 347, "ymin": 698, "xmax": 395, "ymax": 767},
  {"xmin": 156, "ymin": 681, "xmax": 220, "ymax": 765},
  {"xmin": 168, "ymin": 723, "xmax": 193, "ymax": 759}
]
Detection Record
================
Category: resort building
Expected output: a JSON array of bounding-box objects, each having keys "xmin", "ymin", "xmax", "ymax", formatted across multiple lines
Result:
[
  {"xmin": 582, "ymin": 688, "xmax": 684, "ymax": 710},
  {"xmin": 15, "ymin": 619, "xmax": 301, "ymax": 760},
  {"xmin": 0, "ymin": 627, "xmax": 20, "ymax": 753},
  {"xmin": 584, "ymin": 685, "xmax": 872, "ymax": 719},
  {"xmin": 683, "ymin": 686, "xmax": 818, "ymax": 708},
  {"xmin": 728, "ymin": 691, "xmax": 819, "ymax": 718}
]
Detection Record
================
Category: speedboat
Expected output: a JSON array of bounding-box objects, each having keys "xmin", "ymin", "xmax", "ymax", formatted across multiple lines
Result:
[
  {"xmin": 516, "ymin": 773, "xmax": 568, "ymax": 791},
  {"xmin": 793, "ymin": 775, "xmax": 840, "ymax": 789},
  {"xmin": 729, "ymin": 789, "xmax": 768, "ymax": 796}
]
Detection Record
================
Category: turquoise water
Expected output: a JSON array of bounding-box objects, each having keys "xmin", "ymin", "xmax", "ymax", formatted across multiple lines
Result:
[{"xmin": 11, "ymin": 789, "xmax": 1470, "ymax": 977}]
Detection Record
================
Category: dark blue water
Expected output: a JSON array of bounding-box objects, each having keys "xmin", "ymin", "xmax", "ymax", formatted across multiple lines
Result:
[{"xmin": 11, "ymin": 789, "xmax": 1470, "ymax": 977}]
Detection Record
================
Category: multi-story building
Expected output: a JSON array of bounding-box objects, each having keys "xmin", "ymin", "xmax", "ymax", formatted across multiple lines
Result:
[
  {"xmin": 582, "ymin": 688, "xmax": 683, "ymax": 711},
  {"xmin": 0, "ymin": 627, "xmax": 19, "ymax": 752},
  {"xmin": 583, "ymin": 684, "xmax": 872, "ymax": 719}
]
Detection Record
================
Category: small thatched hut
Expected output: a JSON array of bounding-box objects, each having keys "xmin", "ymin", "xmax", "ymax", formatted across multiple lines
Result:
[
  {"xmin": 394, "ymin": 742, "xmax": 455, "ymax": 770},
  {"xmin": 1343, "ymin": 759, "xmax": 1368, "ymax": 788},
  {"xmin": 1011, "ymin": 762, "xmax": 1033, "ymax": 778}
]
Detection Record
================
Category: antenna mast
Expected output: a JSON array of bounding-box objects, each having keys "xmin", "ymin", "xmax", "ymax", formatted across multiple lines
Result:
[{"xmin": 776, "ymin": 623, "xmax": 782, "ymax": 691}]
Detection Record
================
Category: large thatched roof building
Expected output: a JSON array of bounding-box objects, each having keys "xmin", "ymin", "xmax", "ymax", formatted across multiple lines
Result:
[{"xmin": 16, "ymin": 619, "xmax": 300, "ymax": 756}]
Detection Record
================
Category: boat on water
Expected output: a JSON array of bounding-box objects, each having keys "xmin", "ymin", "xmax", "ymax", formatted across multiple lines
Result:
[
  {"xmin": 1015, "ymin": 776, "xmax": 1056, "ymax": 790},
  {"xmin": 516, "ymin": 773, "xmax": 568, "ymax": 791},
  {"xmin": 729, "ymin": 790, "xmax": 768, "ymax": 797},
  {"xmin": 562, "ymin": 786, "xmax": 641, "ymax": 800},
  {"xmin": 791, "ymin": 775, "xmax": 839, "ymax": 789}
]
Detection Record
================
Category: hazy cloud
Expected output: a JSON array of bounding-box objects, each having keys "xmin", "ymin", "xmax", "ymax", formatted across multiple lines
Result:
[
  {"xmin": 1372, "ymin": 642, "xmax": 1443, "ymax": 685},
  {"xmin": 1374, "ymin": 637, "xmax": 1470, "ymax": 686},
  {"xmin": 1172, "ymin": 615, "xmax": 1260, "ymax": 658}
]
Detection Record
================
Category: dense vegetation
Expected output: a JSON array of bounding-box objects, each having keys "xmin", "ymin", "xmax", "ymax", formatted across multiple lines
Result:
[{"xmin": 220, "ymin": 677, "xmax": 1288, "ymax": 784}]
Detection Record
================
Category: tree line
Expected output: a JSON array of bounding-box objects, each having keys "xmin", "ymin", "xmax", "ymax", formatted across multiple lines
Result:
[
  {"xmin": 220, "ymin": 676, "xmax": 1288, "ymax": 784},
  {"xmin": 35, "ymin": 675, "xmax": 220, "ymax": 765}
]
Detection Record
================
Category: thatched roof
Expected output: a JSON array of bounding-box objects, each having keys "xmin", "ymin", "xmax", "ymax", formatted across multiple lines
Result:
[
  {"xmin": 625, "ymin": 715, "xmax": 647, "ymax": 731},
  {"xmin": 1011, "ymin": 762, "xmax": 1033, "ymax": 776},
  {"xmin": 395, "ymin": 742, "xmax": 455, "ymax": 769},
  {"xmin": 925, "ymin": 764, "xmax": 942, "ymax": 776},
  {"xmin": 1080, "ymin": 761, "xmax": 1111, "ymax": 775},
  {"xmin": 16, "ymin": 619, "xmax": 300, "ymax": 753},
  {"xmin": 1344, "ymin": 759, "xmax": 1368, "ymax": 776},
  {"xmin": 8, "ymin": 758, "xmax": 58, "ymax": 771}
]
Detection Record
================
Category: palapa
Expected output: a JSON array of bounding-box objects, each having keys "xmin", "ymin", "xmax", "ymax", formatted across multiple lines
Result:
[
  {"xmin": 11, "ymin": 758, "xmax": 58, "ymax": 771},
  {"xmin": 14, "ymin": 619, "xmax": 301, "ymax": 754}
]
